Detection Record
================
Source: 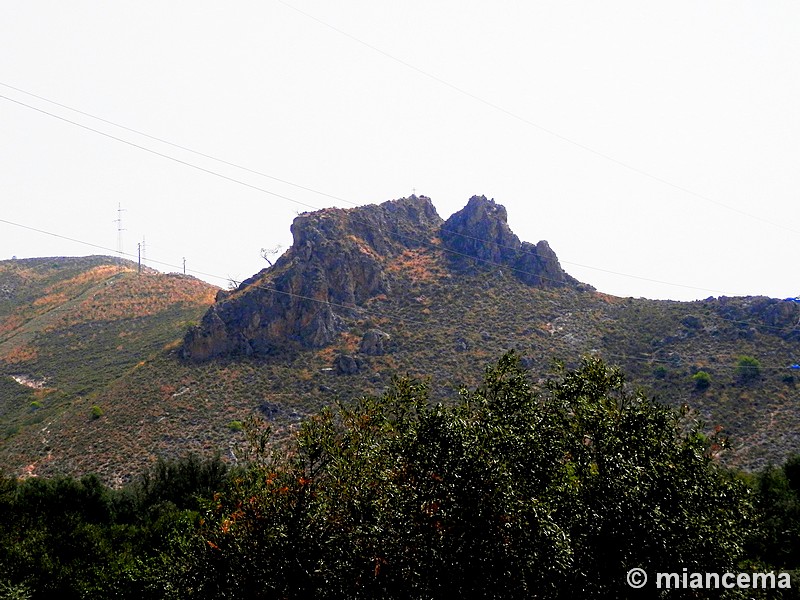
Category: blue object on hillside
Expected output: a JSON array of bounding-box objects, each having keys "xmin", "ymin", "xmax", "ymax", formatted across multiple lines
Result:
[
  {"xmin": 784, "ymin": 297, "xmax": 800, "ymax": 303},
  {"xmin": 790, "ymin": 364, "xmax": 800, "ymax": 370}
]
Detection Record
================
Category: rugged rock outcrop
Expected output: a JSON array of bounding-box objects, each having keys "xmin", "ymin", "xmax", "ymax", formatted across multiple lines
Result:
[
  {"xmin": 705, "ymin": 296, "xmax": 800, "ymax": 341},
  {"xmin": 183, "ymin": 196, "xmax": 443, "ymax": 360},
  {"xmin": 763, "ymin": 299, "xmax": 800, "ymax": 329},
  {"xmin": 440, "ymin": 195, "xmax": 583, "ymax": 288},
  {"xmin": 334, "ymin": 353, "xmax": 365, "ymax": 375},
  {"xmin": 359, "ymin": 328, "xmax": 391, "ymax": 355},
  {"xmin": 182, "ymin": 194, "xmax": 583, "ymax": 361}
]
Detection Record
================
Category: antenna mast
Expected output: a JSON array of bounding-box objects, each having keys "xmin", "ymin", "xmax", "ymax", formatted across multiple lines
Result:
[{"xmin": 113, "ymin": 203, "xmax": 126, "ymax": 264}]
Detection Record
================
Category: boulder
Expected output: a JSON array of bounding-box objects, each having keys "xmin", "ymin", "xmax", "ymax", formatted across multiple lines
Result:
[
  {"xmin": 334, "ymin": 354, "xmax": 364, "ymax": 375},
  {"xmin": 359, "ymin": 329, "xmax": 391, "ymax": 355}
]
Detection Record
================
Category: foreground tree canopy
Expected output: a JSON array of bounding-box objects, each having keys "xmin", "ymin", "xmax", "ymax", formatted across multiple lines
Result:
[
  {"xmin": 4, "ymin": 353, "xmax": 797, "ymax": 599},
  {"xmin": 188, "ymin": 353, "xmax": 757, "ymax": 599}
]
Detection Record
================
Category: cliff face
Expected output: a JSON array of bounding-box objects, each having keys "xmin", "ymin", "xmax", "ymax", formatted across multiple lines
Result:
[
  {"xmin": 440, "ymin": 195, "xmax": 582, "ymax": 288},
  {"xmin": 182, "ymin": 194, "xmax": 581, "ymax": 360},
  {"xmin": 183, "ymin": 196, "xmax": 444, "ymax": 360}
]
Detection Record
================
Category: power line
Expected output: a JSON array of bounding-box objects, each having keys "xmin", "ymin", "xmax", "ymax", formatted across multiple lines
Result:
[
  {"xmin": 7, "ymin": 89, "xmax": 576, "ymax": 295},
  {"xmin": 0, "ymin": 92, "xmax": 794, "ymax": 359},
  {"xmin": 1, "ymin": 214, "xmax": 798, "ymax": 349},
  {"xmin": 275, "ymin": 0, "xmax": 800, "ymax": 237},
  {"xmin": 0, "ymin": 92, "xmax": 320, "ymax": 214},
  {"xmin": 0, "ymin": 86, "xmax": 731, "ymax": 296},
  {"xmin": 0, "ymin": 81, "xmax": 350, "ymax": 208}
]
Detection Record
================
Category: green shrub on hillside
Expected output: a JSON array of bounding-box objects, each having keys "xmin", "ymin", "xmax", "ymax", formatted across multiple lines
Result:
[
  {"xmin": 693, "ymin": 370, "xmax": 712, "ymax": 391},
  {"xmin": 226, "ymin": 420, "xmax": 244, "ymax": 432},
  {"xmin": 737, "ymin": 356, "xmax": 762, "ymax": 383}
]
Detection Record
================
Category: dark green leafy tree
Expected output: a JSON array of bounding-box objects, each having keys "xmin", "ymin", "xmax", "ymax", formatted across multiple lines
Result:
[
  {"xmin": 0, "ymin": 455, "xmax": 229, "ymax": 600},
  {"xmin": 0, "ymin": 356, "xmax": 767, "ymax": 598},
  {"xmin": 188, "ymin": 353, "xmax": 755, "ymax": 599},
  {"xmin": 749, "ymin": 455, "xmax": 800, "ymax": 574}
]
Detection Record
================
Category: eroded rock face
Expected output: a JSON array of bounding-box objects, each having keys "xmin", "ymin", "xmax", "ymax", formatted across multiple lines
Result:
[
  {"xmin": 440, "ymin": 195, "xmax": 581, "ymax": 288},
  {"xmin": 440, "ymin": 196, "xmax": 519, "ymax": 265},
  {"xmin": 761, "ymin": 299, "xmax": 800, "ymax": 329},
  {"xmin": 359, "ymin": 329, "xmax": 391, "ymax": 356},
  {"xmin": 183, "ymin": 196, "xmax": 442, "ymax": 360},
  {"xmin": 334, "ymin": 353, "xmax": 364, "ymax": 375},
  {"xmin": 182, "ymin": 194, "xmax": 584, "ymax": 361}
]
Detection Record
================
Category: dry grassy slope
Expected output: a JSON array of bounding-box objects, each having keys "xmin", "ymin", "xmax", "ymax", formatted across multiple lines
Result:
[
  {"xmin": 2, "ymin": 246, "xmax": 800, "ymax": 484},
  {"xmin": 0, "ymin": 256, "xmax": 219, "ymax": 480}
]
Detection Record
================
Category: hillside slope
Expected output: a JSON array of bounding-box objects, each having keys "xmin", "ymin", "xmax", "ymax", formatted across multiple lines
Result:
[
  {"xmin": 180, "ymin": 195, "xmax": 800, "ymax": 473},
  {"xmin": 2, "ymin": 198, "xmax": 800, "ymax": 483},
  {"xmin": 0, "ymin": 256, "xmax": 218, "ymax": 480}
]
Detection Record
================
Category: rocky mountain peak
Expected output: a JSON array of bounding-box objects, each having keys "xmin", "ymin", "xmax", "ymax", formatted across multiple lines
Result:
[
  {"xmin": 440, "ymin": 195, "xmax": 581, "ymax": 288},
  {"xmin": 289, "ymin": 195, "xmax": 441, "ymax": 256},
  {"xmin": 440, "ymin": 195, "xmax": 518, "ymax": 264},
  {"xmin": 182, "ymin": 195, "xmax": 583, "ymax": 360},
  {"xmin": 183, "ymin": 197, "xmax": 443, "ymax": 360},
  {"xmin": 465, "ymin": 194, "xmax": 509, "ymax": 219}
]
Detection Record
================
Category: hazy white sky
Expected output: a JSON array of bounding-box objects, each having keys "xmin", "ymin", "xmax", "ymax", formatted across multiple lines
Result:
[{"xmin": 1, "ymin": 1, "xmax": 798, "ymax": 301}]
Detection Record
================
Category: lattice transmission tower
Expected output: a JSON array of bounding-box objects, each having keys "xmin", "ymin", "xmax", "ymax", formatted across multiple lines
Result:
[{"xmin": 113, "ymin": 203, "xmax": 126, "ymax": 264}]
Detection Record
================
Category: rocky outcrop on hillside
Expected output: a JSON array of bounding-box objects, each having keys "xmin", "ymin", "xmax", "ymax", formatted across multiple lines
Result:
[
  {"xmin": 359, "ymin": 328, "xmax": 392, "ymax": 355},
  {"xmin": 705, "ymin": 295, "xmax": 800, "ymax": 341},
  {"xmin": 182, "ymin": 195, "xmax": 582, "ymax": 360},
  {"xmin": 440, "ymin": 196, "xmax": 583, "ymax": 288},
  {"xmin": 183, "ymin": 196, "xmax": 444, "ymax": 360},
  {"xmin": 8, "ymin": 240, "xmax": 800, "ymax": 481}
]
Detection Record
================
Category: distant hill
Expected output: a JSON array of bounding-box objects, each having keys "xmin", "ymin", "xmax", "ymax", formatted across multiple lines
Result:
[
  {"xmin": 0, "ymin": 256, "xmax": 218, "ymax": 482},
  {"xmin": 2, "ymin": 198, "xmax": 800, "ymax": 483}
]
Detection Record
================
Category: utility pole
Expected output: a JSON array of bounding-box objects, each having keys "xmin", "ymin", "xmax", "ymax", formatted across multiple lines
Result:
[
  {"xmin": 113, "ymin": 203, "xmax": 126, "ymax": 265},
  {"xmin": 141, "ymin": 235, "xmax": 146, "ymax": 268},
  {"xmin": 137, "ymin": 243, "xmax": 141, "ymax": 274},
  {"xmin": 183, "ymin": 257, "xmax": 186, "ymax": 275}
]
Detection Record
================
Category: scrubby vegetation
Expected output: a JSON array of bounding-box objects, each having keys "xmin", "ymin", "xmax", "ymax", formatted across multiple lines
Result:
[
  {"xmin": 737, "ymin": 355, "xmax": 763, "ymax": 383},
  {"xmin": 0, "ymin": 454, "xmax": 228, "ymax": 599},
  {"xmin": 4, "ymin": 251, "xmax": 800, "ymax": 482},
  {"xmin": 692, "ymin": 370, "xmax": 712, "ymax": 391},
  {"xmin": 1, "ymin": 353, "xmax": 798, "ymax": 598},
  {"xmin": 0, "ymin": 256, "xmax": 220, "ymax": 478}
]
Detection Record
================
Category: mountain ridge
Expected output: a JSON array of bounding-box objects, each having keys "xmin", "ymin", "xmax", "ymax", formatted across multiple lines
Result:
[
  {"xmin": 2, "ymin": 197, "xmax": 800, "ymax": 483},
  {"xmin": 182, "ymin": 195, "xmax": 583, "ymax": 360}
]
